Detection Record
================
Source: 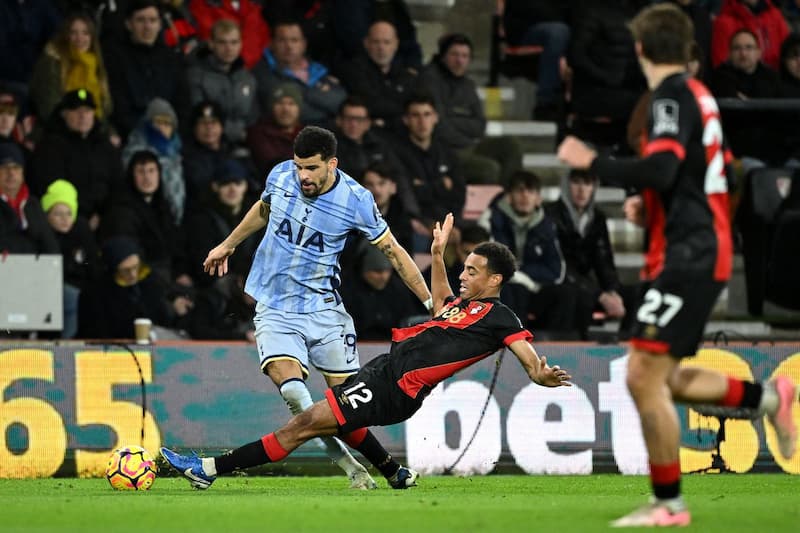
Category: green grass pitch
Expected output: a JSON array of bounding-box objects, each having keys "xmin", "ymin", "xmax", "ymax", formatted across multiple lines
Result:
[{"xmin": 0, "ymin": 474, "xmax": 796, "ymax": 532}]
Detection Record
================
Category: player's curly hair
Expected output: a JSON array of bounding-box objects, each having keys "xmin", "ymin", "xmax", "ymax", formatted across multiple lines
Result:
[
  {"xmin": 294, "ymin": 126, "xmax": 337, "ymax": 161},
  {"xmin": 472, "ymin": 242, "xmax": 516, "ymax": 286}
]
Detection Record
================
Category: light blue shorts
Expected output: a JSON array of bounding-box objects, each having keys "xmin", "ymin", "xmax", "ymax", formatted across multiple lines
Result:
[{"xmin": 253, "ymin": 302, "xmax": 360, "ymax": 379}]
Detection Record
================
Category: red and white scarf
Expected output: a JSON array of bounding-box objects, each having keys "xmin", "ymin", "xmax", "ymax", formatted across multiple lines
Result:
[{"xmin": 1, "ymin": 182, "xmax": 30, "ymax": 230}]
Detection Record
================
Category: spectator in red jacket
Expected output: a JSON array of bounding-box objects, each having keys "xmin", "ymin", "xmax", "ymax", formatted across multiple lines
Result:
[
  {"xmin": 189, "ymin": 0, "xmax": 270, "ymax": 69},
  {"xmin": 712, "ymin": 0, "xmax": 790, "ymax": 70}
]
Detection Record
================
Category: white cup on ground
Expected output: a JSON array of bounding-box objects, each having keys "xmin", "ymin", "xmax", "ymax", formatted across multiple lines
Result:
[{"xmin": 134, "ymin": 318, "xmax": 153, "ymax": 345}]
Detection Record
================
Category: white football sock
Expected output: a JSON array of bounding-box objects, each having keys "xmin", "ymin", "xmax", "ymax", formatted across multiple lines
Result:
[
  {"xmin": 201, "ymin": 457, "xmax": 217, "ymax": 477},
  {"xmin": 279, "ymin": 380, "xmax": 363, "ymax": 475}
]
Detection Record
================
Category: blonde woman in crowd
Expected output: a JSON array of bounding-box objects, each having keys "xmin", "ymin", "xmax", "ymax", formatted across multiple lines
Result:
[{"xmin": 29, "ymin": 12, "xmax": 112, "ymax": 123}]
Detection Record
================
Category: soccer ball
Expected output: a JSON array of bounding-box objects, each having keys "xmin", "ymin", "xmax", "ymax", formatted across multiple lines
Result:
[{"xmin": 105, "ymin": 445, "xmax": 157, "ymax": 491}]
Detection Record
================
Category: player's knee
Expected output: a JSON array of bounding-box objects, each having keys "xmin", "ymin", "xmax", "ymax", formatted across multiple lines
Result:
[{"xmin": 625, "ymin": 354, "xmax": 651, "ymax": 399}]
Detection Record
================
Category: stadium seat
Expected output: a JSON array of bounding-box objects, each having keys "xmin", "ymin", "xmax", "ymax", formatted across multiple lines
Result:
[{"xmin": 463, "ymin": 184, "xmax": 503, "ymax": 220}]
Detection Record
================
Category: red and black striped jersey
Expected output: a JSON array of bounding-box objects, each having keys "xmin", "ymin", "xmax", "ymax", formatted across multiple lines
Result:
[
  {"xmin": 389, "ymin": 296, "xmax": 532, "ymax": 400},
  {"xmin": 593, "ymin": 73, "xmax": 733, "ymax": 282}
]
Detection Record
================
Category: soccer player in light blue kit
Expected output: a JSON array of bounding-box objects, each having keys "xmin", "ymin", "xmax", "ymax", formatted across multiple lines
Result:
[{"xmin": 200, "ymin": 126, "xmax": 432, "ymax": 489}]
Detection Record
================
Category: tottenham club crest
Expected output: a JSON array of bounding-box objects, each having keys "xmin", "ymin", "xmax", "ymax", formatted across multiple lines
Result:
[{"xmin": 652, "ymin": 99, "xmax": 679, "ymax": 136}]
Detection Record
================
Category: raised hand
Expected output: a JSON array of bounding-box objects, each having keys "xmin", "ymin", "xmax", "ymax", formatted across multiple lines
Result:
[{"xmin": 431, "ymin": 213, "xmax": 454, "ymax": 256}]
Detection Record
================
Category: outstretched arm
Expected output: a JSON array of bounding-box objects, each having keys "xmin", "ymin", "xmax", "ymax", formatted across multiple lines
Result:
[
  {"xmin": 509, "ymin": 339, "xmax": 572, "ymax": 387},
  {"xmin": 375, "ymin": 230, "xmax": 432, "ymax": 311},
  {"xmin": 204, "ymin": 200, "xmax": 270, "ymax": 277},
  {"xmin": 429, "ymin": 213, "xmax": 455, "ymax": 315}
]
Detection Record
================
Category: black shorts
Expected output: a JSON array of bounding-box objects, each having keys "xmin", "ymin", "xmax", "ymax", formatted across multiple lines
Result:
[
  {"xmin": 325, "ymin": 353, "xmax": 424, "ymax": 434},
  {"xmin": 630, "ymin": 277, "xmax": 725, "ymax": 358}
]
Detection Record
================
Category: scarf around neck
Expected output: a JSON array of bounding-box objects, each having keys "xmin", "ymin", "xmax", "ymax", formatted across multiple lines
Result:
[{"xmin": 1, "ymin": 181, "xmax": 30, "ymax": 230}]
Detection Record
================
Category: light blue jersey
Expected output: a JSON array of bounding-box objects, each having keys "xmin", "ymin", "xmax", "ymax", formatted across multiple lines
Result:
[{"xmin": 245, "ymin": 160, "xmax": 389, "ymax": 312}]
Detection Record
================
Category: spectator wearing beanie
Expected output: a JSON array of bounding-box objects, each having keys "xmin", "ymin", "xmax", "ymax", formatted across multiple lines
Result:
[
  {"xmin": 41, "ymin": 179, "xmax": 100, "ymax": 338},
  {"xmin": 78, "ymin": 235, "xmax": 178, "ymax": 339},
  {"xmin": 122, "ymin": 98, "xmax": 185, "ymax": 224},
  {"xmin": 29, "ymin": 88, "xmax": 123, "ymax": 231},
  {"xmin": 246, "ymin": 83, "xmax": 304, "ymax": 175}
]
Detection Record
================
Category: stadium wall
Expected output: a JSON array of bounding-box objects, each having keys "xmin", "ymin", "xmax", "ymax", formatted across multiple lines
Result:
[{"xmin": 0, "ymin": 342, "xmax": 798, "ymax": 478}]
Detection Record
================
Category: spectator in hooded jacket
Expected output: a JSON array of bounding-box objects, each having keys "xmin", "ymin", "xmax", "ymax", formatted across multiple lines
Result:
[
  {"xmin": 711, "ymin": 0, "xmax": 790, "ymax": 71},
  {"xmin": 29, "ymin": 89, "xmax": 122, "ymax": 231},
  {"xmin": 186, "ymin": 18, "xmax": 257, "ymax": 147},
  {"xmin": 0, "ymin": 143, "xmax": 58, "ymax": 255},
  {"xmin": 478, "ymin": 170, "xmax": 582, "ymax": 338},
  {"xmin": 100, "ymin": 149, "xmax": 188, "ymax": 288},
  {"xmin": 122, "ymin": 98, "xmax": 185, "ymax": 224},
  {"xmin": 545, "ymin": 169, "xmax": 626, "ymax": 335}
]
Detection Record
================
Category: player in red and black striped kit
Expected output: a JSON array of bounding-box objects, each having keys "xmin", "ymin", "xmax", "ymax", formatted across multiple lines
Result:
[
  {"xmin": 160, "ymin": 213, "xmax": 572, "ymax": 489},
  {"xmin": 558, "ymin": 3, "xmax": 798, "ymax": 527}
]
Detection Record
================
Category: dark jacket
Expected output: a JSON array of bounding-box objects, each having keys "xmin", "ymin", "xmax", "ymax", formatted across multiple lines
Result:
[
  {"xmin": 418, "ymin": 58, "xmax": 485, "ymax": 150},
  {"xmin": 502, "ymin": 1, "xmax": 571, "ymax": 46},
  {"xmin": 252, "ymin": 49, "xmax": 346, "ymax": 127},
  {"xmin": 186, "ymin": 47, "xmax": 258, "ymax": 144},
  {"xmin": 340, "ymin": 272, "xmax": 422, "ymax": 340},
  {"xmin": 29, "ymin": 119, "xmax": 123, "ymax": 220},
  {"xmin": 710, "ymin": 61, "xmax": 782, "ymax": 162},
  {"xmin": 183, "ymin": 194, "xmax": 263, "ymax": 288},
  {"xmin": 0, "ymin": 192, "xmax": 58, "ymax": 254},
  {"xmin": 336, "ymin": 53, "xmax": 418, "ymax": 133},
  {"xmin": 545, "ymin": 197, "xmax": 620, "ymax": 294},
  {"xmin": 481, "ymin": 193, "xmax": 564, "ymax": 286},
  {"xmin": 103, "ymin": 36, "xmax": 189, "ymax": 137},
  {"xmin": 78, "ymin": 267, "xmax": 173, "ymax": 339},
  {"xmin": 394, "ymin": 135, "xmax": 466, "ymax": 225},
  {"xmin": 182, "ymin": 137, "xmax": 233, "ymax": 210},
  {"xmin": 334, "ymin": 128, "xmax": 421, "ymax": 218},
  {"xmin": 54, "ymin": 215, "xmax": 101, "ymax": 290},
  {"xmin": 99, "ymin": 171, "xmax": 185, "ymax": 284},
  {"xmin": 569, "ymin": 0, "xmax": 647, "ymax": 120}
]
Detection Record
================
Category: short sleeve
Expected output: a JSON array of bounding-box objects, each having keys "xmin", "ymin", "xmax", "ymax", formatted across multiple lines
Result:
[
  {"xmin": 353, "ymin": 190, "xmax": 389, "ymax": 243},
  {"xmin": 261, "ymin": 166, "xmax": 278, "ymax": 205},
  {"xmin": 487, "ymin": 303, "xmax": 531, "ymax": 345}
]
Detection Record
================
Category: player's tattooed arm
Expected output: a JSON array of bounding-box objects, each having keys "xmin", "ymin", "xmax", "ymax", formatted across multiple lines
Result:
[{"xmin": 377, "ymin": 232, "xmax": 432, "ymax": 307}]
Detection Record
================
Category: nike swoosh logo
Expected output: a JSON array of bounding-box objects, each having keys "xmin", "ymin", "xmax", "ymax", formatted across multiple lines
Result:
[
  {"xmin": 346, "ymin": 354, "xmax": 357, "ymax": 364},
  {"xmin": 183, "ymin": 468, "xmax": 208, "ymax": 484},
  {"xmin": 284, "ymin": 192, "xmax": 295, "ymax": 197}
]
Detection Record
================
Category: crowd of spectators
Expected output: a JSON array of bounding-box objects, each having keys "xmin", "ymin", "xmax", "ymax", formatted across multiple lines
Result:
[{"xmin": 2, "ymin": 0, "xmax": 800, "ymax": 342}]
